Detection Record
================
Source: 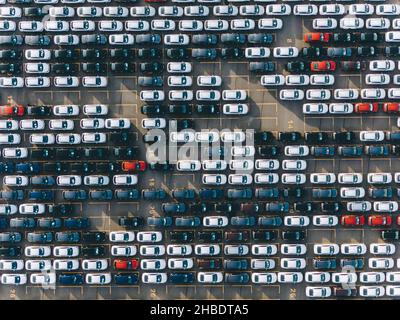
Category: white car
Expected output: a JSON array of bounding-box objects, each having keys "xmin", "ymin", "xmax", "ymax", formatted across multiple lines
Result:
[
  {"xmin": 0, "ymin": 260, "xmax": 24, "ymax": 271},
  {"xmin": 281, "ymin": 244, "xmax": 307, "ymax": 256},
  {"xmin": 203, "ymin": 216, "xmax": 228, "ymax": 228},
  {"xmin": 54, "ymin": 76, "xmax": 79, "ymax": 88},
  {"xmin": 83, "ymin": 104, "xmax": 108, "ymax": 116},
  {"xmin": 366, "ymin": 18, "xmax": 390, "ymax": 29},
  {"xmin": 49, "ymin": 6, "xmax": 75, "ymax": 17},
  {"xmin": 252, "ymin": 244, "xmax": 277, "ymax": 256},
  {"xmin": 109, "ymin": 231, "xmax": 135, "ymax": 243},
  {"xmin": 255, "ymin": 159, "xmax": 279, "ymax": 171},
  {"xmin": 82, "ymin": 76, "xmax": 108, "ymax": 88},
  {"xmin": 168, "ymin": 76, "xmax": 192, "ymax": 87},
  {"xmin": 313, "ymin": 18, "xmax": 337, "ymax": 30},
  {"xmin": 367, "ymin": 173, "xmax": 392, "ymax": 184},
  {"xmin": 56, "ymin": 175, "xmax": 82, "ymax": 186},
  {"xmin": 141, "ymin": 118, "xmax": 166, "ymax": 129},
  {"xmin": 370, "ymin": 243, "xmax": 396, "ymax": 255},
  {"xmin": 230, "ymin": 159, "xmax": 254, "ymax": 171},
  {"xmin": 281, "ymin": 258, "xmax": 306, "ymax": 270},
  {"xmin": 98, "ymin": 20, "xmax": 123, "ymax": 32},
  {"xmin": 329, "ymin": 103, "xmax": 354, "ymax": 114},
  {"xmin": 84, "ymin": 175, "xmax": 110, "ymax": 186},
  {"xmin": 312, "ymin": 215, "xmax": 338, "ymax": 227},
  {"xmin": 376, "ymin": 4, "xmax": 400, "ymax": 15},
  {"xmin": 167, "ymin": 245, "xmax": 192, "ymax": 256},
  {"xmin": 359, "ymin": 286, "xmax": 385, "ymax": 298},
  {"xmin": 140, "ymin": 245, "xmax": 165, "ymax": 256},
  {"xmin": 369, "ymin": 258, "xmax": 394, "ymax": 269},
  {"xmin": 25, "ymin": 246, "xmax": 51, "ymax": 257},
  {"xmin": 179, "ymin": 20, "xmax": 203, "ymax": 31},
  {"xmin": 77, "ymin": 6, "xmax": 103, "ymax": 17},
  {"xmin": 195, "ymin": 244, "xmax": 221, "ymax": 255},
  {"xmin": 24, "ymin": 63, "xmax": 50, "ymax": 74},
  {"xmin": 19, "ymin": 203, "xmax": 46, "ymax": 215},
  {"xmin": 44, "ymin": 20, "xmax": 69, "ymax": 32},
  {"xmin": 286, "ymin": 75, "xmax": 309, "ymax": 86},
  {"xmin": 223, "ymin": 104, "xmax": 248, "ymax": 115},
  {"xmin": 85, "ymin": 273, "xmax": 112, "ymax": 285},
  {"xmin": 319, "ymin": 4, "xmax": 345, "ymax": 15},
  {"xmin": 341, "ymin": 243, "xmax": 367, "ymax": 255},
  {"xmin": 82, "ymin": 259, "xmax": 108, "ymax": 271},
  {"xmin": 167, "ymin": 62, "xmax": 192, "ymax": 73},
  {"xmin": 53, "ymin": 246, "xmax": 80, "ymax": 257},
  {"xmin": 361, "ymin": 88, "xmax": 386, "ymax": 100},
  {"xmin": 0, "ymin": 133, "xmax": 20, "ymax": 144},
  {"xmin": 284, "ymin": 145, "xmax": 309, "ymax": 157},
  {"xmin": 170, "ymin": 90, "xmax": 193, "ymax": 101},
  {"xmin": 53, "ymin": 105, "xmax": 79, "ymax": 116},
  {"xmin": 197, "ymin": 75, "xmax": 221, "ymax": 87},
  {"xmin": 307, "ymin": 89, "xmax": 331, "ymax": 100},
  {"xmin": 0, "ymin": 204, "xmax": 17, "ymax": 215},
  {"xmin": 340, "ymin": 187, "xmax": 366, "ymax": 198},
  {"xmin": 111, "ymin": 245, "xmax": 137, "ymax": 257},
  {"xmin": 137, "ymin": 231, "xmax": 162, "ymax": 243},
  {"xmin": 109, "ymin": 34, "xmax": 134, "ymax": 45},
  {"xmin": 284, "ymin": 216, "xmax": 310, "ymax": 227},
  {"xmin": 196, "ymin": 90, "xmax": 219, "ymax": 101},
  {"xmin": 185, "ymin": 5, "xmax": 209, "ymax": 16},
  {"xmin": 251, "ymin": 273, "xmax": 277, "ymax": 284},
  {"xmin": 360, "ymin": 272, "xmax": 385, "ymax": 284},
  {"xmin": 70, "ymin": 20, "xmax": 96, "ymax": 31},
  {"xmin": 223, "ymin": 90, "xmax": 247, "ymax": 101},
  {"xmin": 224, "ymin": 245, "xmax": 249, "ymax": 256},
  {"xmin": 30, "ymin": 273, "xmax": 56, "ymax": 285},
  {"xmin": 305, "ymin": 272, "xmax": 330, "ymax": 283},
  {"xmin": 168, "ymin": 258, "xmax": 194, "ymax": 270},
  {"xmin": 294, "ymin": 4, "xmax": 318, "ymax": 16},
  {"xmin": 313, "ymin": 244, "xmax": 339, "ymax": 256},
  {"xmin": 0, "ymin": 77, "xmax": 23, "ymax": 88},
  {"xmin": 338, "ymin": 173, "xmax": 363, "ymax": 184},
  {"xmin": 159, "ymin": 6, "xmax": 184, "ymax": 17},
  {"xmin": 266, "ymin": 4, "xmax": 291, "ymax": 15},
  {"xmin": 196, "ymin": 131, "xmax": 220, "ymax": 143},
  {"xmin": 54, "ymin": 34, "xmax": 80, "ymax": 46},
  {"xmin": 197, "ymin": 272, "xmax": 223, "ymax": 284},
  {"xmin": 202, "ymin": 160, "xmax": 227, "ymax": 171},
  {"xmin": 220, "ymin": 131, "xmax": 244, "ymax": 143},
  {"xmin": 273, "ymin": 47, "xmax": 298, "ymax": 58},
  {"xmin": 240, "ymin": 4, "xmax": 264, "ymax": 15},
  {"xmin": 231, "ymin": 146, "xmax": 255, "ymax": 157},
  {"xmin": 105, "ymin": 118, "xmax": 130, "ymax": 129},
  {"xmin": 254, "ymin": 173, "xmax": 279, "ymax": 184},
  {"xmin": 369, "ymin": 60, "xmax": 395, "ymax": 71},
  {"xmin": 365, "ymin": 74, "xmax": 390, "ymax": 85},
  {"xmin": 245, "ymin": 47, "xmax": 270, "ymax": 58},
  {"xmin": 0, "ymin": 7, "xmax": 22, "ymax": 18},
  {"xmin": 303, "ymin": 103, "xmax": 329, "ymax": 115},
  {"xmin": 251, "ymin": 259, "xmax": 276, "ymax": 270},
  {"xmin": 334, "ymin": 89, "xmax": 359, "ymax": 100},
  {"xmin": 231, "ymin": 19, "xmax": 255, "ymax": 30},
  {"xmin": 0, "ymin": 120, "xmax": 18, "ymax": 131},
  {"xmin": 229, "ymin": 174, "xmax": 253, "ymax": 185},
  {"xmin": 347, "ymin": 201, "xmax": 372, "ymax": 212},
  {"xmin": 204, "ymin": 19, "xmax": 229, "ymax": 31},
  {"xmin": 278, "ymin": 272, "xmax": 303, "ymax": 284},
  {"xmin": 332, "ymin": 272, "xmax": 357, "ymax": 284},
  {"xmin": 349, "ymin": 4, "xmax": 374, "ymax": 15},
  {"xmin": 2, "ymin": 148, "xmax": 28, "ymax": 159},
  {"xmin": 310, "ymin": 173, "xmax": 336, "ymax": 184},
  {"xmin": 3, "ymin": 175, "xmax": 28, "ymax": 187},
  {"xmin": 258, "ymin": 18, "xmax": 283, "ymax": 30},
  {"xmin": 170, "ymin": 131, "xmax": 195, "ymax": 143},
  {"xmin": 1, "ymin": 274, "xmax": 27, "ymax": 285},
  {"xmin": 141, "ymin": 259, "xmax": 166, "ymax": 271},
  {"xmin": 124, "ymin": 20, "xmax": 150, "ymax": 31},
  {"xmin": 176, "ymin": 160, "xmax": 201, "ymax": 172},
  {"xmin": 340, "ymin": 17, "xmax": 364, "ymax": 29},
  {"xmin": 282, "ymin": 160, "xmax": 307, "ymax": 171},
  {"xmin": 151, "ymin": 19, "xmax": 176, "ymax": 31},
  {"xmin": 261, "ymin": 75, "xmax": 285, "ymax": 86},
  {"xmin": 80, "ymin": 119, "xmax": 104, "ymax": 130},
  {"xmin": 360, "ymin": 130, "xmax": 385, "ymax": 142},
  {"xmin": 305, "ymin": 287, "xmax": 331, "ymax": 298},
  {"xmin": 53, "ymin": 259, "xmax": 79, "ymax": 271},
  {"xmin": 25, "ymin": 77, "xmax": 50, "ymax": 88},
  {"xmin": 130, "ymin": 6, "xmax": 156, "ymax": 17},
  {"xmin": 281, "ymin": 173, "xmax": 306, "ymax": 185},
  {"xmin": 310, "ymin": 74, "xmax": 335, "ymax": 86},
  {"xmin": 280, "ymin": 89, "xmax": 304, "ymax": 101},
  {"xmin": 56, "ymin": 133, "xmax": 81, "ymax": 145},
  {"xmin": 386, "ymin": 272, "xmax": 400, "ymax": 283},
  {"xmin": 164, "ymin": 34, "xmax": 190, "ymax": 45},
  {"xmin": 389, "ymin": 88, "xmax": 400, "ymax": 99},
  {"xmin": 0, "ymin": 20, "xmax": 16, "ymax": 32},
  {"xmin": 113, "ymin": 175, "xmax": 138, "ymax": 186}
]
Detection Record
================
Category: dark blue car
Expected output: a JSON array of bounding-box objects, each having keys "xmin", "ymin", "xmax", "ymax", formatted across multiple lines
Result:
[
  {"xmin": 59, "ymin": 274, "xmax": 83, "ymax": 285},
  {"xmin": 168, "ymin": 273, "xmax": 195, "ymax": 284},
  {"xmin": 28, "ymin": 190, "xmax": 54, "ymax": 201},
  {"xmin": 114, "ymin": 273, "xmax": 138, "ymax": 285}
]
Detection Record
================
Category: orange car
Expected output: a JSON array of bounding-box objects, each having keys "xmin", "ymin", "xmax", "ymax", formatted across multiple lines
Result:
[
  {"xmin": 383, "ymin": 103, "xmax": 400, "ymax": 113},
  {"xmin": 114, "ymin": 259, "xmax": 139, "ymax": 270},
  {"xmin": 304, "ymin": 32, "xmax": 331, "ymax": 43},
  {"xmin": 0, "ymin": 105, "xmax": 24, "ymax": 116},
  {"xmin": 310, "ymin": 61, "xmax": 336, "ymax": 72},
  {"xmin": 122, "ymin": 161, "xmax": 146, "ymax": 172}
]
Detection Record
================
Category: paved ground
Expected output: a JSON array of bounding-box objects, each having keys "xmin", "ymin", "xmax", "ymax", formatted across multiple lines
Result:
[{"xmin": 1, "ymin": 1, "xmax": 400, "ymax": 300}]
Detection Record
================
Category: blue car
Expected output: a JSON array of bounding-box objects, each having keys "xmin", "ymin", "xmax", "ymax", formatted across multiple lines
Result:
[
  {"xmin": 28, "ymin": 190, "xmax": 54, "ymax": 201},
  {"xmin": 175, "ymin": 217, "xmax": 201, "ymax": 228},
  {"xmin": 199, "ymin": 188, "xmax": 224, "ymax": 200},
  {"xmin": 172, "ymin": 189, "xmax": 196, "ymax": 200},
  {"xmin": 168, "ymin": 273, "xmax": 195, "ymax": 284},
  {"xmin": 15, "ymin": 163, "xmax": 41, "ymax": 174},
  {"xmin": 114, "ymin": 273, "xmax": 138, "ymax": 285},
  {"xmin": 0, "ymin": 162, "xmax": 14, "ymax": 173},
  {"xmin": 59, "ymin": 274, "xmax": 83, "ymax": 285},
  {"xmin": 147, "ymin": 217, "xmax": 173, "ymax": 227},
  {"xmin": 64, "ymin": 218, "xmax": 90, "ymax": 229}
]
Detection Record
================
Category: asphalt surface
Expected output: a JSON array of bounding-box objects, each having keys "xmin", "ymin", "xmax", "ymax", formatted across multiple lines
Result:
[{"xmin": 1, "ymin": 0, "xmax": 400, "ymax": 300}]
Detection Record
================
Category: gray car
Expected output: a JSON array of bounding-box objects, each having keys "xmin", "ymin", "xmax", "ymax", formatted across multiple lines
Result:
[
  {"xmin": 0, "ymin": 232, "xmax": 21, "ymax": 243},
  {"xmin": 230, "ymin": 216, "xmax": 256, "ymax": 227},
  {"xmin": 27, "ymin": 232, "xmax": 53, "ymax": 243},
  {"xmin": 147, "ymin": 217, "xmax": 173, "ymax": 227},
  {"xmin": 89, "ymin": 190, "xmax": 113, "ymax": 201},
  {"xmin": 10, "ymin": 218, "xmax": 35, "ymax": 228},
  {"xmin": 62, "ymin": 190, "xmax": 87, "ymax": 201},
  {"xmin": 81, "ymin": 34, "xmax": 107, "ymax": 45},
  {"xmin": 55, "ymin": 232, "xmax": 80, "ymax": 243},
  {"xmin": 30, "ymin": 176, "xmax": 55, "ymax": 186},
  {"xmin": 175, "ymin": 217, "xmax": 201, "ymax": 227},
  {"xmin": 0, "ymin": 35, "xmax": 23, "ymax": 45},
  {"xmin": 0, "ymin": 190, "xmax": 23, "ymax": 200},
  {"xmin": 25, "ymin": 35, "xmax": 51, "ymax": 46},
  {"xmin": 37, "ymin": 218, "xmax": 62, "ymax": 229}
]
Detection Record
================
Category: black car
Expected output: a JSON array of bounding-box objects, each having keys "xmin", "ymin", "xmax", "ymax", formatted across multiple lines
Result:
[
  {"xmin": 114, "ymin": 273, "xmax": 138, "ymax": 285},
  {"xmin": 192, "ymin": 34, "xmax": 218, "ymax": 45},
  {"xmin": 197, "ymin": 231, "xmax": 222, "ymax": 243},
  {"xmin": 135, "ymin": 34, "xmax": 161, "ymax": 45},
  {"xmin": 82, "ymin": 246, "xmax": 105, "ymax": 257},
  {"xmin": 221, "ymin": 48, "xmax": 245, "ymax": 59},
  {"xmin": 385, "ymin": 46, "xmax": 400, "ymax": 57},
  {"xmin": 0, "ymin": 63, "xmax": 21, "ymax": 75},
  {"xmin": 162, "ymin": 203, "xmax": 187, "ymax": 214},
  {"xmin": 223, "ymin": 259, "xmax": 248, "ymax": 270},
  {"xmin": 333, "ymin": 131, "xmax": 355, "ymax": 143},
  {"xmin": 49, "ymin": 204, "xmax": 72, "ymax": 215},
  {"xmin": 294, "ymin": 202, "xmax": 316, "ymax": 213},
  {"xmin": 110, "ymin": 132, "xmax": 133, "ymax": 145},
  {"xmin": 169, "ymin": 231, "xmax": 194, "ymax": 243},
  {"xmin": 339, "ymin": 61, "xmax": 365, "ymax": 72},
  {"xmin": 281, "ymin": 230, "xmax": 306, "ymax": 241},
  {"xmin": 255, "ymin": 188, "xmax": 279, "ymax": 199},
  {"xmin": 365, "ymin": 145, "xmax": 390, "ymax": 156},
  {"xmin": 196, "ymin": 104, "xmax": 220, "ymax": 115},
  {"xmin": 84, "ymin": 148, "xmax": 109, "ymax": 160},
  {"xmin": 278, "ymin": 131, "xmax": 302, "ymax": 143},
  {"xmin": 252, "ymin": 230, "xmax": 276, "ymax": 241},
  {"xmin": 321, "ymin": 202, "xmax": 341, "ymax": 213},
  {"xmin": 199, "ymin": 188, "xmax": 224, "ymax": 200},
  {"xmin": 70, "ymin": 162, "xmax": 96, "ymax": 174},
  {"xmin": 190, "ymin": 203, "xmax": 213, "ymax": 214},
  {"xmin": 249, "ymin": 61, "xmax": 275, "ymax": 73},
  {"xmin": 53, "ymin": 49, "xmax": 79, "ymax": 61},
  {"xmin": 115, "ymin": 189, "xmax": 139, "ymax": 201},
  {"xmin": 338, "ymin": 145, "xmax": 363, "ymax": 157},
  {"xmin": 139, "ymin": 62, "xmax": 164, "ymax": 74},
  {"xmin": 254, "ymin": 131, "xmax": 274, "ymax": 144},
  {"xmin": 141, "ymin": 104, "xmax": 165, "ymax": 116},
  {"xmin": 148, "ymin": 162, "xmax": 174, "ymax": 171},
  {"xmin": 113, "ymin": 147, "xmax": 136, "ymax": 159},
  {"xmin": 137, "ymin": 48, "xmax": 162, "ymax": 59},
  {"xmin": 110, "ymin": 62, "xmax": 135, "ymax": 74},
  {"xmin": 0, "ymin": 162, "xmax": 14, "ymax": 173},
  {"xmin": 305, "ymin": 132, "xmax": 330, "ymax": 144},
  {"xmin": 24, "ymin": 7, "xmax": 48, "ymax": 17},
  {"xmin": 220, "ymin": 33, "xmax": 246, "ymax": 45},
  {"xmin": 110, "ymin": 48, "xmax": 135, "ymax": 60},
  {"xmin": 28, "ymin": 190, "xmax": 54, "ymax": 201},
  {"xmin": 90, "ymin": 190, "xmax": 113, "ymax": 201},
  {"xmin": 62, "ymin": 190, "xmax": 87, "ymax": 201},
  {"xmin": 258, "ymin": 146, "xmax": 280, "ymax": 157},
  {"xmin": 358, "ymin": 32, "xmax": 379, "ymax": 43},
  {"xmin": 52, "ymin": 63, "xmax": 78, "ymax": 75},
  {"xmin": 333, "ymin": 32, "xmax": 356, "ymax": 43},
  {"xmin": 356, "ymin": 46, "xmax": 377, "ymax": 57},
  {"xmin": 167, "ymin": 48, "xmax": 190, "ymax": 59},
  {"xmin": 82, "ymin": 63, "xmax": 107, "ymax": 74},
  {"xmin": 82, "ymin": 232, "xmax": 106, "ymax": 243},
  {"xmin": 119, "ymin": 217, "xmax": 142, "ymax": 228},
  {"xmin": 167, "ymin": 104, "xmax": 192, "ymax": 116},
  {"xmin": 286, "ymin": 61, "xmax": 307, "ymax": 72},
  {"xmin": 0, "ymin": 246, "xmax": 21, "ymax": 257},
  {"xmin": 138, "ymin": 76, "xmax": 163, "ymax": 87},
  {"xmin": 247, "ymin": 33, "xmax": 274, "ymax": 44},
  {"xmin": 169, "ymin": 273, "xmax": 195, "ymax": 284},
  {"xmin": 381, "ymin": 230, "xmax": 400, "ymax": 241},
  {"xmin": 313, "ymin": 258, "xmax": 337, "ymax": 270},
  {"xmin": 282, "ymin": 188, "xmax": 304, "ymax": 199},
  {"xmin": 0, "ymin": 50, "xmax": 22, "ymax": 60},
  {"xmin": 56, "ymin": 148, "xmax": 82, "ymax": 160},
  {"xmin": 26, "ymin": 105, "xmax": 51, "ymax": 116},
  {"xmin": 42, "ymin": 163, "xmax": 69, "ymax": 175},
  {"xmin": 301, "ymin": 47, "xmax": 323, "ymax": 58}
]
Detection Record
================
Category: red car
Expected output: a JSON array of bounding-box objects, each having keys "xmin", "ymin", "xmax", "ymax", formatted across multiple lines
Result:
[
  {"xmin": 341, "ymin": 215, "xmax": 365, "ymax": 226},
  {"xmin": 0, "ymin": 105, "xmax": 24, "ymax": 116},
  {"xmin": 383, "ymin": 103, "xmax": 400, "ymax": 113},
  {"xmin": 355, "ymin": 103, "xmax": 379, "ymax": 113},
  {"xmin": 114, "ymin": 259, "xmax": 139, "ymax": 270},
  {"xmin": 122, "ymin": 161, "xmax": 146, "ymax": 172},
  {"xmin": 368, "ymin": 215, "xmax": 392, "ymax": 227},
  {"xmin": 310, "ymin": 61, "xmax": 336, "ymax": 72},
  {"xmin": 304, "ymin": 32, "xmax": 331, "ymax": 43}
]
